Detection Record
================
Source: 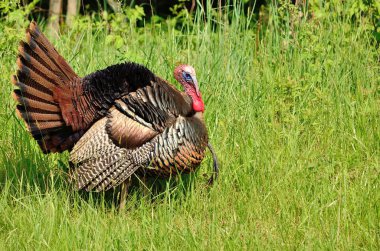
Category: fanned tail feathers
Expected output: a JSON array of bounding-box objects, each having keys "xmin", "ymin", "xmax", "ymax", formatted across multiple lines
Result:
[{"xmin": 12, "ymin": 21, "xmax": 81, "ymax": 153}]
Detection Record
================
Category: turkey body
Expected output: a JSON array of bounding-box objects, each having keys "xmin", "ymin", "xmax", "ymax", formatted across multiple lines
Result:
[{"xmin": 12, "ymin": 22, "xmax": 210, "ymax": 192}]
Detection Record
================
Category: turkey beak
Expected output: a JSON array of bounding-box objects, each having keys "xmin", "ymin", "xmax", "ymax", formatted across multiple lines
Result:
[{"xmin": 192, "ymin": 76, "xmax": 200, "ymax": 97}]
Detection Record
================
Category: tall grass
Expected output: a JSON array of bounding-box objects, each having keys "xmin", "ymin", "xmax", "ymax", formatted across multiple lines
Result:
[{"xmin": 0, "ymin": 1, "xmax": 379, "ymax": 249}]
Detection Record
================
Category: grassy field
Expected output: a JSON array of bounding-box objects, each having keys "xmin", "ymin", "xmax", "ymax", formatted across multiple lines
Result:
[{"xmin": 0, "ymin": 4, "xmax": 379, "ymax": 250}]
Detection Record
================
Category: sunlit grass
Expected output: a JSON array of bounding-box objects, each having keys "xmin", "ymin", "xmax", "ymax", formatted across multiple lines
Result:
[{"xmin": 0, "ymin": 5, "xmax": 379, "ymax": 250}]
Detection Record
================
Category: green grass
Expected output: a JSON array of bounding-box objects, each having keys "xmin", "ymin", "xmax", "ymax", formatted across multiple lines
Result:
[{"xmin": 0, "ymin": 5, "xmax": 380, "ymax": 250}]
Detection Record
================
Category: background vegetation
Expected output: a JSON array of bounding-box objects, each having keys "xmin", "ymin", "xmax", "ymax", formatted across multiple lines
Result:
[{"xmin": 0, "ymin": 0, "xmax": 379, "ymax": 249}]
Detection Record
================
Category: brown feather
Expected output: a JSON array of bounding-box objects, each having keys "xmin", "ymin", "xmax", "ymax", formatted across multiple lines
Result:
[
  {"xmin": 27, "ymin": 121, "xmax": 65, "ymax": 131},
  {"xmin": 16, "ymin": 60, "xmax": 56, "ymax": 90},
  {"xmin": 18, "ymin": 45, "xmax": 62, "ymax": 85},
  {"xmin": 27, "ymin": 22, "xmax": 77, "ymax": 83},
  {"xmin": 24, "ymin": 35, "xmax": 64, "ymax": 77},
  {"xmin": 18, "ymin": 111, "xmax": 61, "ymax": 121},
  {"xmin": 13, "ymin": 91, "xmax": 60, "ymax": 112},
  {"xmin": 107, "ymin": 107, "xmax": 158, "ymax": 149},
  {"xmin": 14, "ymin": 81, "xmax": 55, "ymax": 103},
  {"xmin": 13, "ymin": 22, "xmax": 84, "ymax": 153}
]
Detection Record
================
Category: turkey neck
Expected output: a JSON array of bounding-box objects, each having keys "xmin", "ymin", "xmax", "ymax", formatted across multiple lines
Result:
[{"xmin": 184, "ymin": 86, "xmax": 205, "ymax": 112}]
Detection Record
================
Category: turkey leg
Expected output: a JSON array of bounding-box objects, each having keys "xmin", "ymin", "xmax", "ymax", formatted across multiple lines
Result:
[
  {"xmin": 141, "ymin": 175, "xmax": 150, "ymax": 196},
  {"xmin": 119, "ymin": 177, "xmax": 132, "ymax": 212}
]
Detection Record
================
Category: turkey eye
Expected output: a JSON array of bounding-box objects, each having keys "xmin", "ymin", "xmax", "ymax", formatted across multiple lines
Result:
[{"xmin": 183, "ymin": 72, "xmax": 192, "ymax": 81}]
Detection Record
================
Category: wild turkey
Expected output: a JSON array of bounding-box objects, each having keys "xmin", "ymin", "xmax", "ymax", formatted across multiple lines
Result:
[{"xmin": 12, "ymin": 21, "xmax": 218, "ymax": 204}]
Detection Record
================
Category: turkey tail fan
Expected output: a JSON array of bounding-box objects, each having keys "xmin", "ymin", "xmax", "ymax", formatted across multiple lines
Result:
[{"xmin": 12, "ymin": 21, "xmax": 82, "ymax": 153}]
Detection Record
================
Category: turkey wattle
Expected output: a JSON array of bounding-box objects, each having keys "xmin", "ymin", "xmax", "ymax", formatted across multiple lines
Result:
[{"xmin": 12, "ymin": 21, "xmax": 218, "ymax": 193}]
